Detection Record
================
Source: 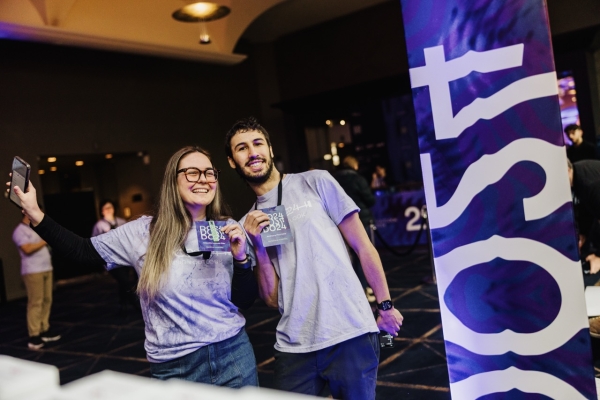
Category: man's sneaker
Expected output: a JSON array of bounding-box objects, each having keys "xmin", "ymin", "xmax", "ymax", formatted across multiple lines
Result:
[
  {"xmin": 40, "ymin": 329, "xmax": 61, "ymax": 343},
  {"xmin": 589, "ymin": 316, "xmax": 600, "ymax": 338},
  {"xmin": 28, "ymin": 336, "xmax": 44, "ymax": 350}
]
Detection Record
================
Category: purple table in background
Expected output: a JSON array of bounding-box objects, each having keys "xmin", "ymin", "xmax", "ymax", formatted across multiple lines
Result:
[{"xmin": 370, "ymin": 189, "xmax": 427, "ymax": 248}]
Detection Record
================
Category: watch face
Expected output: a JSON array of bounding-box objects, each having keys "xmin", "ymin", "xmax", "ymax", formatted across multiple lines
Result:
[{"xmin": 378, "ymin": 300, "xmax": 393, "ymax": 311}]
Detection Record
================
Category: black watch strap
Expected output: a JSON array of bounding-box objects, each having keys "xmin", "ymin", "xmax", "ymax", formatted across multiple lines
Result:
[{"xmin": 377, "ymin": 300, "xmax": 394, "ymax": 311}]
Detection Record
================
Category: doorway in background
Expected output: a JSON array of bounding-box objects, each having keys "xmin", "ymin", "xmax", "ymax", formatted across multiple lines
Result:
[{"xmin": 37, "ymin": 152, "xmax": 153, "ymax": 280}]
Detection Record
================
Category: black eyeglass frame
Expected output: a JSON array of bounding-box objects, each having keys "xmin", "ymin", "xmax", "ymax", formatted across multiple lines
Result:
[{"xmin": 176, "ymin": 167, "xmax": 220, "ymax": 183}]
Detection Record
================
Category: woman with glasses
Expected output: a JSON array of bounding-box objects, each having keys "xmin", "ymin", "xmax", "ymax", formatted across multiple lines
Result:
[{"xmin": 8, "ymin": 146, "xmax": 259, "ymax": 387}]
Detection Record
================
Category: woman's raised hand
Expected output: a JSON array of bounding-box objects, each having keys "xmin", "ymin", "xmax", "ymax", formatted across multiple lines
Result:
[{"xmin": 6, "ymin": 174, "xmax": 45, "ymax": 226}]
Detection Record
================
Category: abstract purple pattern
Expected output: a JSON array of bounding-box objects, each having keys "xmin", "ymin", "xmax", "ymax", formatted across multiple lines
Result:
[{"xmin": 399, "ymin": 0, "xmax": 596, "ymax": 398}]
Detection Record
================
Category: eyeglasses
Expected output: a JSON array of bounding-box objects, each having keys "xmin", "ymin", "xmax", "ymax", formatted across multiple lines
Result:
[{"xmin": 177, "ymin": 167, "xmax": 220, "ymax": 183}]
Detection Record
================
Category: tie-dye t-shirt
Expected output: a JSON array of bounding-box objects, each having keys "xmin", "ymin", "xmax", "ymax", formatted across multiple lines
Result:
[
  {"xmin": 241, "ymin": 170, "xmax": 379, "ymax": 353},
  {"xmin": 91, "ymin": 216, "xmax": 245, "ymax": 363}
]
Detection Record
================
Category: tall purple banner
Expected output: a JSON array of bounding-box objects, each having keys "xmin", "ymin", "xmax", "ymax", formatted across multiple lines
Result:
[{"xmin": 399, "ymin": 0, "xmax": 596, "ymax": 398}]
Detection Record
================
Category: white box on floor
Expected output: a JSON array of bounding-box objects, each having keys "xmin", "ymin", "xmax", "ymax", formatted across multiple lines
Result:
[
  {"xmin": 166, "ymin": 378, "xmax": 256, "ymax": 399},
  {"xmin": 585, "ymin": 286, "xmax": 600, "ymax": 317},
  {"xmin": 238, "ymin": 386, "xmax": 318, "ymax": 399},
  {"xmin": 0, "ymin": 355, "xmax": 59, "ymax": 400},
  {"xmin": 59, "ymin": 370, "xmax": 167, "ymax": 400}
]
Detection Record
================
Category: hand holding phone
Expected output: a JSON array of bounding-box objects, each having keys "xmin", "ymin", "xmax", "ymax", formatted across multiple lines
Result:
[
  {"xmin": 9, "ymin": 156, "xmax": 30, "ymax": 208},
  {"xmin": 379, "ymin": 331, "xmax": 395, "ymax": 348}
]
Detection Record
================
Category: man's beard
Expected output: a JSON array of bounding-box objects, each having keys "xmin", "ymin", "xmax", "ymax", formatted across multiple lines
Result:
[{"xmin": 234, "ymin": 156, "xmax": 274, "ymax": 184}]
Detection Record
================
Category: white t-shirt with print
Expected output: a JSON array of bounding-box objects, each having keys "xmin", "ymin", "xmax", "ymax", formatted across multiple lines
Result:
[
  {"xmin": 241, "ymin": 170, "xmax": 379, "ymax": 353},
  {"xmin": 91, "ymin": 216, "xmax": 246, "ymax": 363}
]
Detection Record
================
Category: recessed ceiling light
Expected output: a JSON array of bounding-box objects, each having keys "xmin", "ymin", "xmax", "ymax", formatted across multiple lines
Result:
[
  {"xmin": 172, "ymin": 2, "xmax": 230, "ymax": 21},
  {"xmin": 47, "ymin": 157, "xmax": 56, "ymax": 162}
]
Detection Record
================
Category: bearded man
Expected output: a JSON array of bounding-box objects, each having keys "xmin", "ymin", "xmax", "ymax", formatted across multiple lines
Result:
[{"xmin": 224, "ymin": 117, "xmax": 403, "ymax": 400}]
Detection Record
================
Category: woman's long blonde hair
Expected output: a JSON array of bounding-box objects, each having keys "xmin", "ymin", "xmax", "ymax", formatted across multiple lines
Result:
[{"xmin": 138, "ymin": 146, "xmax": 231, "ymax": 301}]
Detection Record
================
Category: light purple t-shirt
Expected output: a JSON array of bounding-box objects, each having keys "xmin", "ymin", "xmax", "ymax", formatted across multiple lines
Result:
[
  {"xmin": 241, "ymin": 170, "xmax": 379, "ymax": 353},
  {"xmin": 91, "ymin": 217, "xmax": 127, "ymax": 237},
  {"xmin": 12, "ymin": 223, "xmax": 52, "ymax": 276},
  {"xmin": 91, "ymin": 216, "xmax": 246, "ymax": 363}
]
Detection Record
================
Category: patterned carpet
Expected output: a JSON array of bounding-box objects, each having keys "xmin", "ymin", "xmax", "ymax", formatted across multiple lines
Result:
[{"xmin": 0, "ymin": 247, "xmax": 452, "ymax": 399}]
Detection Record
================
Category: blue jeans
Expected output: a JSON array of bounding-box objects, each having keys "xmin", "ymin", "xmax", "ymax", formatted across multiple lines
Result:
[
  {"xmin": 150, "ymin": 329, "xmax": 258, "ymax": 388},
  {"xmin": 273, "ymin": 332, "xmax": 380, "ymax": 400}
]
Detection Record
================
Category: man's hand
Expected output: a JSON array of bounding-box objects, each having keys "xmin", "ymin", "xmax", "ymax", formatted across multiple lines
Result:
[
  {"xmin": 376, "ymin": 308, "xmax": 403, "ymax": 337},
  {"xmin": 243, "ymin": 210, "xmax": 270, "ymax": 247},
  {"xmin": 586, "ymin": 254, "xmax": 600, "ymax": 274}
]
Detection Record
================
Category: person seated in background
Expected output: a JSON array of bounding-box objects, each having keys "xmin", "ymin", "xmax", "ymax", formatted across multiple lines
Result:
[
  {"xmin": 370, "ymin": 164, "xmax": 388, "ymax": 190},
  {"xmin": 12, "ymin": 212, "xmax": 62, "ymax": 350},
  {"xmin": 333, "ymin": 155, "xmax": 376, "ymax": 302},
  {"xmin": 9, "ymin": 146, "xmax": 259, "ymax": 388},
  {"xmin": 92, "ymin": 199, "xmax": 138, "ymax": 314},
  {"xmin": 566, "ymin": 124, "xmax": 596, "ymax": 163}
]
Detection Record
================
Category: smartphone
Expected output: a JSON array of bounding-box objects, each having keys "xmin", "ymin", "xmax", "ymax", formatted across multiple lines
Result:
[
  {"xmin": 9, "ymin": 156, "xmax": 31, "ymax": 208},
  {"xmin": 379, "ymin": 331, "xmax": 394, "ymax": 348}
]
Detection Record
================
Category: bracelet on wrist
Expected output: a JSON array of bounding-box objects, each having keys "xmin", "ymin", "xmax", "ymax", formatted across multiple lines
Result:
[
  {"xmin": 233, "ymin": 255, "xmax": 249, "ymax": 264},
  {"xmin": 233, "ymin": 256, "xmax": 252, "ymax": 270}
]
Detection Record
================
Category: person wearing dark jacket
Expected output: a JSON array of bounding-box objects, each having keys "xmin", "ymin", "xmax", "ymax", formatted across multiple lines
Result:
[
  {"xmin": 570, "ymin": 159, "xmax": 600, "ymax": 262},
  {"xmin": 566, "ymin": 124, "xmax": 596, "ymax": 163},
  {"xmin": 334, "ymin": 156, "xmax": 376, "ymax": 301},
  {"xmin": 334, "ymin": 156, "xmax": 376, "ymax": 227},
  {"xmin": 568, "ymin": 159, "xmax": 600, "ymax": 338}
]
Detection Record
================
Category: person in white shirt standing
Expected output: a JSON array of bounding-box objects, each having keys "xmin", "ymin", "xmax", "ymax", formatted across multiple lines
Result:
[
  {"xmin": 225, "ymin": 117, "xmax": 403, "ymax": 400},
  {"xmin": 12, "ymin": 214, "xmax": 61, "ymax": 350}
]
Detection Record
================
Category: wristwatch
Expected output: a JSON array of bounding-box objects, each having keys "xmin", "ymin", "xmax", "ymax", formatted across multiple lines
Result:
[{"xmin": 377, "ymin": 300, "xmax": 394, "ymax": 311}]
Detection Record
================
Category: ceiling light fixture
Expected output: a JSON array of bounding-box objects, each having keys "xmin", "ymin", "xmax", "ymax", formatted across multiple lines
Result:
[{"xmin": 172, "ymin": 2, "xmax": 231, "ymax": 45}]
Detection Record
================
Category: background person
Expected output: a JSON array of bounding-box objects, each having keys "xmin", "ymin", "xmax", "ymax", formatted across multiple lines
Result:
[
  {"xmin": 92, "ymin": 199, "xmax": 127, "ymax": 236},
  {"xmin": 12, "ymin": 213, "xmax": 61, "ymax": 350},
  {"xmin": 566, "ymin": 124, "xmax": 596, "ymax": 163},
  {"xmin": 9, "ymin": 146, "xmax": 259, "ymax": 387},
  {"xmin": 92, "ymin": 199, "xmax": 138, "ymax": 314},
  {"xmin": 568, "ymin": 159, "xmax": 600, "ymax": 338},
  {"xmin": 225, "ymin": 117, "xmax": 403, "ymax": 400},
  {"xmin": 333, "ymin": 155, "xmax": 376, "ymax": 302},
  {"xmin": 370, "ymin": 164, "xmax": 388, "ymax": 190}
]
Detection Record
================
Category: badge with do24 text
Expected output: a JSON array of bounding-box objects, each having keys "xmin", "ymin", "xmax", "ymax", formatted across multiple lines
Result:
[
  {"xmin": 259, "ymin": 205, "xmax": 293, "ymax": 247},
  {"xmin": 195, "ymin": 221, "xmax": 231, "ymax": 252}
]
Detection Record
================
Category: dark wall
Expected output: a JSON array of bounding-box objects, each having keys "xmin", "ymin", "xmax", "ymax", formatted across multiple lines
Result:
[{"xmin": 0, "ymin": 39, "xmax": 262, "ymax": 300}]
